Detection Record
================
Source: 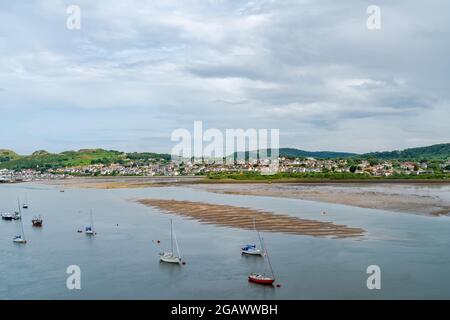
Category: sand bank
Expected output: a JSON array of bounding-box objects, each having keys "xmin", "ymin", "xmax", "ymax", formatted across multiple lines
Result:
[
  {"xmin": 137, "ymin": 199, "xmax": 364, "ymax": 238},
  {"xmin": 193, "ymin": 184, "xmax": 450, "ymax": 216}
]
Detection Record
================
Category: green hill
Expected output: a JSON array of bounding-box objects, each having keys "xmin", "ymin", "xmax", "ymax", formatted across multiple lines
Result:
[
  {"xmin": 0, "ymin": 149, "xmax": 22, "ymax": 163},
  {"xmin": 234, "ymin": 148, "xmax": 357, "ymax": 160},
  {"xmin": 0, "ymin": 149, "xmax": 172, "ymax": 170},
  {"xmin": 0, "ymin": 149, "xmax": 126, "ymax": 170},
  {"xmin": 362, "ymin": 143, "xmax": 450, "ymax": 160}
]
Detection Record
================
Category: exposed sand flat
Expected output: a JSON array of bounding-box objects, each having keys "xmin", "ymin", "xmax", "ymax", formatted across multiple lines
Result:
[
  {"xmin": 136, "ymin": 199, "xmax": 364, "ymax": 238},
  {"xmin": 194, "ymin": 184, "xmax": 450, "ymax": 216}
]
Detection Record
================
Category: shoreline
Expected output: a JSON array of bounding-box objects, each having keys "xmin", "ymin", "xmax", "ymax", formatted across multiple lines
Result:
[
  {"xmin": 192, "ymin": 183, "xmax": 450, "ymax": 217},
  {"xmin": 35, "ymin": 175, "xmax": 450, "ymax": 189},
  {"xmin": 23, "ymin": 177, "xmax": 450, "ymax": 217}
]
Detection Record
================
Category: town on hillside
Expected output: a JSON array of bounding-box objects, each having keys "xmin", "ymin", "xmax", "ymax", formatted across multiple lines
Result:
[{"xmin": 1, "ymin": 156, "xmax": 450, "ymax": 183}]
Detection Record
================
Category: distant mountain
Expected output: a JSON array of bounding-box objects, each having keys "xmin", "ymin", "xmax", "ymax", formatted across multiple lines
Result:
[
  {"xmin": 362, "ymin": 143, "xmax": 450, "ymax": 160},
  {"xmin": 233, "ymin": 148, "xmax": 358, "ymax": 160},
  {"xmin": 1, "ymin": 143, "xmax": 449, "ymax": 170}
]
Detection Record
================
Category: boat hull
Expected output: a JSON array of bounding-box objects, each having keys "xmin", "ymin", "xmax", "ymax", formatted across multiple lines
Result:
[
  {"xmin": 32, "ymin": 221, "xmax": 43, "ymax": 227},
  {"xmin": 248, "ymin": 274, "xmax": 275, "ymax": 285},
  {"xmin": 242, "ymin": 249, "xmax": 263, "ymax": 256},
  {"xmin": 160, "ymin": 253, "xmax": 181, "ymax": 264}
]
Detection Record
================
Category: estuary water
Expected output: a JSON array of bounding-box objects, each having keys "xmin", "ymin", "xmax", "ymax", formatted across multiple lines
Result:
[{"xmin": 1, "ymin": 182, "xmax": 450, "ymax": 299}]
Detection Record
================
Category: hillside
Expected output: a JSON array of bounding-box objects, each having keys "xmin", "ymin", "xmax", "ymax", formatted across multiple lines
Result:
[
  {"xmin": 0, "ymin": 149, "xmax": 172, "ymax": 170},
  {"xmin": 233, "ymin": 148, "xmax": 357, "ymax": 160},
  {"xmin": 0, "ymin": 149, "xmax": 22, "ymax": 163},
  {"xmin": 0, "ymin": 149, "xmax": 126, "ymax": 170},
  {"xmin": 362, "ymin": 143, "xmax": 450, "ymax": 160}
]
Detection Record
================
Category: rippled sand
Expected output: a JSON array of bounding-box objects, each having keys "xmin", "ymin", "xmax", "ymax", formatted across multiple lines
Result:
[{"xmin": 137, "ymin": 199, "xmax": 364, "ymax": 238}]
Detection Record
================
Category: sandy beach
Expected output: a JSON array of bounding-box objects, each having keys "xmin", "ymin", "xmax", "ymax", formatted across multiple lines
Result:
[
  {"xmin": 137, "ymin": 199, "xmax": 364, "ymax": 238},
  {"xmin": 46, "ymin": 177, "xmax": 450, "ymax": 216},
  {"xmin": 192, "ymin": 183, "xmax": 450, "ymax": 216}
]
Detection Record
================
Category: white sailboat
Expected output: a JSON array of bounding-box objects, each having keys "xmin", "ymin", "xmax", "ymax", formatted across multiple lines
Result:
[
  {"xmin": 13, "ymin": 200, "xmax": 27, "ymax": 244},
  {"xmin": 159, "ymin": 219, "xmax": 182, "ymax": 265},
  {"xmin": 241, "ymin": 218, "xmax": 263, "ymax": 256},
  {"xmin": 85, "ymin": 210, "xmax": 95, "ymax": 235}
]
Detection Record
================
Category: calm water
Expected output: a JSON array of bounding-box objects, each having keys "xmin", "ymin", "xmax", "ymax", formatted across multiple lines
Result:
[{"xmin": 1, "ymin": 182, "xmax": 450, "ymax": 299}]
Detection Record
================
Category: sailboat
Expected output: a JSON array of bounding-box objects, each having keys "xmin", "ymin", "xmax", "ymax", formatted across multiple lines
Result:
[
  {"xmin": 85, "ymin": 210, "xmax": 95, "ymax": 235},
  {"xmin": 248, "ymin": 235, "xmax": 275, "ymax": 285},
  {"xmin": 241, "ymin": 218, "xmax": 263, "ymax": 256},
  {"xmin": 13, "ymin": 200, "xmax": 27, "ymax": 244},
  {"xmin": 159, "ymin": 219, "xmax": 182, "ymax": 265}
]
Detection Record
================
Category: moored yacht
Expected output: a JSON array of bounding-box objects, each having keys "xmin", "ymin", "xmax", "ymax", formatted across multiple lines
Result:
[{"xmin": 159, "ymin": 219, "xmax": 182, "ymax": 265}]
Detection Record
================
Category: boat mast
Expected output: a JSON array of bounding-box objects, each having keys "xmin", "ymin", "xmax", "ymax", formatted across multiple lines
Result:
[
  {"xmin": 173, "ymin": 222, "xmax": 181, "ymax": 259},
  {"xmin": 170, "ymin": 219, "xmax": 174, "ymax": 254},
  {"xmin": 90, "ymin": 209, "xmax": 94, "ymax": 231},
  {"xmin": 18, "ymin": 199, "xmax": 26, "ymax": 240},
  {"xmin": 17, "ymin": 198, "xmax": 22, "ymax": 215},
  {"xmin": 255, "ymin": 218, "xmax": 264, "ymax": 251},
  {"xmin": 261, "ymin": 237, "xmax": 275, "ymax": 279}
]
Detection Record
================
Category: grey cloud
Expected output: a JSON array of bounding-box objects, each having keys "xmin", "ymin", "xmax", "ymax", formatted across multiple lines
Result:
[{"xmin": 0, "ymin": 0, "xmax": 449, "ymax": 153}]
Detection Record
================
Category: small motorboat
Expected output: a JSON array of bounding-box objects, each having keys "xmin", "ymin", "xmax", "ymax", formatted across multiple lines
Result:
[
  {"xmin": 1, "ymin": 213, "xmax": 14, "ymax": 221},
  {"xmin": 23, "ymin": 194, "xmax": 29, "ymax": 209},
  {"xmin": 32, "ymin": 216, "xmax": 43, "ymax": 227},
  {"xmin": 248, "ymin": 273, "xmax": 275, "ymax": 285},
  {"xmin": 241, "ymin": 244, "xmax": 263, "ymax": 256}
]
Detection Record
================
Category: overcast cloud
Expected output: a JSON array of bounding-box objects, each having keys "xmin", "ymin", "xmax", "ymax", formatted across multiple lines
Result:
[{"xmin": 0, "ymin": 0, "xmax": 449, "ymax": 154}]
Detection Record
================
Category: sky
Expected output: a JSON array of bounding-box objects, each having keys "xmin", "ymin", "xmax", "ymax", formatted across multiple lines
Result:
[{"xmin": 0, "ymin": 0, "xmax": 449, "ymax": 154}]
